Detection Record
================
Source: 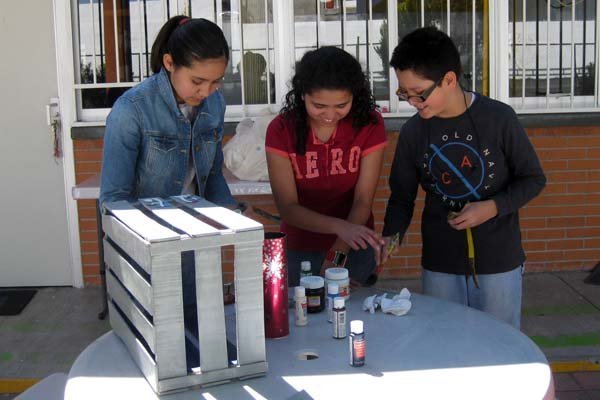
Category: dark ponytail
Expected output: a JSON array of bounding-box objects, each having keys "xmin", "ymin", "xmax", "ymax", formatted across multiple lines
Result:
[{"xmin": 150, "ymin": 16, "xmax": 229, "ymax": 74}]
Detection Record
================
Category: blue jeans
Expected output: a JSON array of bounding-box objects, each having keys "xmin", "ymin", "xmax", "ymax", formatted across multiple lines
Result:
[
  {"xmin": 422, "ymin": 265, "xmax": 523, "ymax": 329},
  {"xmin": 287, "ymin": 247, "xmax": 376, "ymax": 287}
]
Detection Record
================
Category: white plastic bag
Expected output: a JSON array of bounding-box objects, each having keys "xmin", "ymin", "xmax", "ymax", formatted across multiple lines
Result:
[{"xmin": 223, "ymin": 109, "xmax": 277, "ymax": 182}]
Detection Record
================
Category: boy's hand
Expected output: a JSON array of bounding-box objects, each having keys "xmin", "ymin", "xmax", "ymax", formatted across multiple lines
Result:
[
  {"xmin": 377, "ymin": 233, "xmax": 400, "ymax": 265},
  {"xmin": 447, "ymin": 200, "xmax": 498, "ymax": 230}
]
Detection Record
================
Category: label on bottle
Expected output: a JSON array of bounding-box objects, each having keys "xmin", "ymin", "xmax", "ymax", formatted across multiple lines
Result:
[
  {"xmin": 295, "ymin": 298, "xmax": 307, "ymax": 326},
  {"xmin": 349, "ymin": 335, "xmax": 365, "ymax": 367},
  {"xmin": 307, "ymin": 295, "xmax": 321, "ymax": 307},
  {"xmin": 333, "ymin": 309, "xmax": 346, "ymax": 338}
]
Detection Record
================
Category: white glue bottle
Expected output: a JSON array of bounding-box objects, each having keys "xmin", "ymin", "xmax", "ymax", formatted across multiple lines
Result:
[
  {"xmin": 294, "ymin": 286, "xmax": 308, "ymax": 326},
  {"xmin": 300, "ymin": 261, "xmax": 312, "ymax": 278}
]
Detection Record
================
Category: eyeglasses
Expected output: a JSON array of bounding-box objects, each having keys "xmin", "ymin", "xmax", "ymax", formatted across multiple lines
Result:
[{"xmin": 396, "ymin": 76, "xmax": 444, "ymax": 104}]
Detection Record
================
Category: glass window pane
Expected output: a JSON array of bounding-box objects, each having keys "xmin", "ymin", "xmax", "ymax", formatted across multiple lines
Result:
[{"xmin": 509, "ymin": 0, "xmax": 597, "ymax": 100}]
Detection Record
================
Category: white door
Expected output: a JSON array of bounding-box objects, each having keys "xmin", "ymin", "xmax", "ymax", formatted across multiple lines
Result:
[{"xmin": 0, "ymin": 0, "xmax": 73, "ymax": 286}]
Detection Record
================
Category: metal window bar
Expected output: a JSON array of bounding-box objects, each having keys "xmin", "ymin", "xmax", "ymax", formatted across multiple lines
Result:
[
  {"xmin": 143, "ymin": 0, "xmax": 149, "ymax": 78},
  {"xmin": 536, "ymin": 0, "xmax": 539, "ymax": 96},
  {"xmin": 512, "ymin": 1, "xmax": 516, "ymax": 97},
  {"xmin": 421, "ymin": 0, "xmax": 425, "ymax": 27},
  {"xmin": 472, "ymin": 0, "xmax": 476, "ymax": 91},
  {"xmin": 113, "ymin": 0, "xmax": 121, "ymax": 83},
  {"xmin": 316, "ymin": 0, "xmax": 321, "ymax": 47},
  {"xmin": 265, "ymin": 0, "xmax": 271, "ymax": 105},
  {"xmin": 235, "ymin": 0, "xmax": 246, "ymax": 110},
  {"xmin": 138, "ymin": 0, "xmax": 144, "ymax": 80},
  {"xmin": 98, "ymin": 0, "xmax": 105, "ymax": 81},
  {"xmin": 368, "ymin": 0, "xmax": 373, "ymax": 92},
  {"xmin": 447, "ymin": 0, "xmax": 451, "ymax": 34},
  {"xmin": 597, "ymin": 0, "xmax": 600, "ymax": 107},
  {"xmin": 546, "ymin": 0, "xmax": 550, "ymax": 107},
  {"xmin": 342, "ymin": 0, "xmax": 347, "ymax": 52},
  {"xmin": 90, "ymin": 0, "xmax": 98, "ymax": 84},
  {"xmin": 571, "ymin": 0, "xmax": 575, "ymax": 106},
  {"xmin": 583, "ymin": 0, "xmax": 587, "ymax": 93},
  {"xmin": 521, "ymin": 0, "xmax": 527, "ymax": 105}
]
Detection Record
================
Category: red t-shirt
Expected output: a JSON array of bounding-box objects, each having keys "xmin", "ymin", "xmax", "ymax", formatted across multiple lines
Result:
[{"xmin": 265, "ymin": 112, "xmax": 387, "ymax": 251}]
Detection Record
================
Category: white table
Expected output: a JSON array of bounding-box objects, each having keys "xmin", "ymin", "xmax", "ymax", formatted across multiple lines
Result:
[
  {"xmin": 65, "ymin": 290, "xmax": 554, "ymax": 400},
  {"xmin": 71, "ymin": 172, "xmax": 272, "ymax": 319}
]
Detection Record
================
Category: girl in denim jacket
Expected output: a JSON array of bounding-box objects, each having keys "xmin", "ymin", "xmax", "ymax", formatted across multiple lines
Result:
[{"xmin": 100, "ymin": 16, "xmax": 236, "ymax": 208}]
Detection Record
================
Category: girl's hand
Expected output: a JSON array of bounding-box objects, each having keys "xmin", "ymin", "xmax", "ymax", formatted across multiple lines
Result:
[
  {"xmin": 447, "ymin": 200, "xmax": 498, "ymax": 230},
  {"xmin": 333, "ymin": 220, "xmax": 384, "ymax": 254}
]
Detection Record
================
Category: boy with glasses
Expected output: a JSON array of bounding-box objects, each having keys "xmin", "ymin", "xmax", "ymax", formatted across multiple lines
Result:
[{"xmin": 378, "ymin": 27, "xmax": 546, "ymax": 329}]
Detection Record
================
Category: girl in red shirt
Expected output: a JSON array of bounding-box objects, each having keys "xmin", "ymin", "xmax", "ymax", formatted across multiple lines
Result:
[{"xmin": 266, "ymin": 47, "xmax": 386, "ymax": 286}]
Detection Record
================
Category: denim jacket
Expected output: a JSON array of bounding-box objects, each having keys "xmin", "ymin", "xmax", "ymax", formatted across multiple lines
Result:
[{"xmin": 100, "ymin": 68, "xmax": 236, "ymax": 207}]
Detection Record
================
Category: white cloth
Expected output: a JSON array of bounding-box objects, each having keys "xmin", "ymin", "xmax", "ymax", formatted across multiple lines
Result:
[{"xmin": 362, "ymin": 288, "xmax": 412, "ymax": 316}]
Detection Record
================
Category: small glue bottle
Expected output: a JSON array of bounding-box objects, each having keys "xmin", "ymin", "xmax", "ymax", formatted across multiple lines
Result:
[
  {"xmin": 332, "ymin": 297, "xmax": 346, "ymax": 339},
  {"xmin": 300, "ymin": 261, "xmax": 312, "ymax": 278},
  {"xmin": 349, "ymin": 320, "xmax": 365, "ymax": 367},
  {"xmin": 294, "ymin": 286, "xmax": 308, "ymax": 326},
  {"xmin": 326, "ymin": 283, "xmax": 339, "ymax": 323}
]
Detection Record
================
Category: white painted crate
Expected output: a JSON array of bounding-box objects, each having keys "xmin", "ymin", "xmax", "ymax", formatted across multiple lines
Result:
[{"xmin": 102, "ymin": 195, "xmax": 267, "ymax": 394}]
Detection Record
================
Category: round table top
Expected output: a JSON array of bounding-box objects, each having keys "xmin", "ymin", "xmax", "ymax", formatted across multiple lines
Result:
[{"xmin": 65, "ymin": 290, "xmax": 553, "ymax": 400}]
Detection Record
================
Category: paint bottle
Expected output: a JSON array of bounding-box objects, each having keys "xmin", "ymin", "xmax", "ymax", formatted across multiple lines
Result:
[
  {"xmin": 349, "ymin": 320, "xmax": 365, "ymax": 367},
  {"xmin": 326, "ymin": 283, "xmax": 340, "ymax": 323},
  {"xmin": 325, "ymin": 267, "xmax": 350, "ymax": 300},
  {"xmin": 294, "ymin": 286, "xmax": 308, "ymax": 326},
  {"xmin": 332, "ymin": 297, "xmax": 346, "ymax": 339},
  {"xmin": 300, "ymin": 276, "xmax": 325, "ymax": 313},
  {"xmin": 300, "ymin": 261, "xmax": 312, "ymax": 278}
]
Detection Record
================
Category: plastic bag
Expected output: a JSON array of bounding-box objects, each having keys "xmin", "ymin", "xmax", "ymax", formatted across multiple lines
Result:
[{"xmin": 223, "ymin": 109, "xmax": 277, "ymax": 182}]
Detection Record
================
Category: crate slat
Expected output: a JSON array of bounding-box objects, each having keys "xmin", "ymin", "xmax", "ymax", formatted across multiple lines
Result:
[
  {"xmin": 104, "ymin": 200, "xmax": 182, "ymax": 242},
  {"xmin": 233, "ymin": 243, "xmax": 266, "ymax": 365},
  {"xmin": 102, "ymin": 215, "xmax": 152, "ymax": 274},
  {"xmin": 108, "ymin": 302, "xmax": 158, "ymax": 392},
  {"xmin": 171, "ymin": 195, "xmax": 262, "ymax": 232},
  {"xmin": 139, "ymin": 198, "xmax": 221, "ymax": 238},
  {"xmin": 194, "ymin": 248, "xmax": 228, "ymax": 372},
  {"xmin": 104, "ymin": 239, "xmax": 153, "ymax": 314},
  {"xmin": 151, "ymin": 252, "xmax": 187, "ymax": 380},
  {"xmin": 106, "ymin": 272, "xmax": 155, "ymax": 352}
]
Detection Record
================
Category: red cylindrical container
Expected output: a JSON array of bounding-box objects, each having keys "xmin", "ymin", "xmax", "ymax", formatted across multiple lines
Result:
[{"xmin": 262, "ymin": 232, "xmax": 289, "ymax": 338}]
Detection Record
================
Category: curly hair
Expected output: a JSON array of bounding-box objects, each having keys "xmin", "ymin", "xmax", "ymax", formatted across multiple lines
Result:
[{"xmin": 281, "ymin": 46, "xmax": 378, "ymax": 155}]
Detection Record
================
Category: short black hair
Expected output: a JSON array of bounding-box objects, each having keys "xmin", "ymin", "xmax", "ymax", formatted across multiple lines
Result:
[{"xmin": 390, "ymin": 26, "xmax": 462, "ymax": 82}]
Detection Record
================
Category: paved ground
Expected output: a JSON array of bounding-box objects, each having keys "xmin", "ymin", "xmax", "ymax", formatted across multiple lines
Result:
[{"xmin": 1, "ymin": 271, "xmax": 599, "ymax": 399}]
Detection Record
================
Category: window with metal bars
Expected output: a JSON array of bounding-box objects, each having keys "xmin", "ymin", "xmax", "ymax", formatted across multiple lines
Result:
[
  {"xmin": 508, "ymin": 0, "xmax": 598, "ymax": 111},
  {"xmin": 71, "ymin": 0, "xmax": 599, "ymax": 121}
]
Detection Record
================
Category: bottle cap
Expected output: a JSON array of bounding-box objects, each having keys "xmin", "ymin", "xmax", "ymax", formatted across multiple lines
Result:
[
  {"xmin": 300, "ymin": 276, "xmax": 325, "ymax": 289},
  {"xmin": 300, "ymin": 261, "xmax": 311, "ymax": 271},
  {"xmin": 327, "ymin": 283, "xmax": 339, "ymax": 294},
  {"xmin": 325, "ymin": 267, "xmax": 349, "ymax": 280},
  {"xmin": 294, "ymin": 286, "xmax": 305, "ymax": 298},
  {"xmin": 350, "ymin": 320, "xmax": 363, "ymax": 334},
  {"xmin": 333, "ymin": 297, "xmax": 345, "ymax": 308}
]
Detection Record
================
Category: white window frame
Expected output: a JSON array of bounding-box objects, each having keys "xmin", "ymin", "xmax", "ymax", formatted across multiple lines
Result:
[
  {"xmin": 70, "ymin": 0, "xmax": 600, "ymax": 123},
  {"xmin": 502, "ymin": 0, "xmax": 600, "ymax": 113}
]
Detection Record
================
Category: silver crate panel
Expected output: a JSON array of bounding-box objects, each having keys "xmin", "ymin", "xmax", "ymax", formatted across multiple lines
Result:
[{"xmin": 102, "ymin": 197, "xmax": 267, "ymax": 394}]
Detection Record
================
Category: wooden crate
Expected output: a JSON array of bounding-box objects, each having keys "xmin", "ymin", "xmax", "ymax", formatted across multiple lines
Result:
[{"xmin": 102, "ymin": 195, "xmax": 267, "ymax": 394}]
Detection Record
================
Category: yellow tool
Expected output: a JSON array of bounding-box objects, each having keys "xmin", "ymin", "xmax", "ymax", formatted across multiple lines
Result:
[{"xmin": 448, "ymin": 211, "xmax": 479, "ymax": 288}]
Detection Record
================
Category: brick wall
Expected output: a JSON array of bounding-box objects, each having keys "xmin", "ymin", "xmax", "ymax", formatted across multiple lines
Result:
[{"xmin": 73, "ymin": 125, "xmax": 600, "ymax": 286}]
